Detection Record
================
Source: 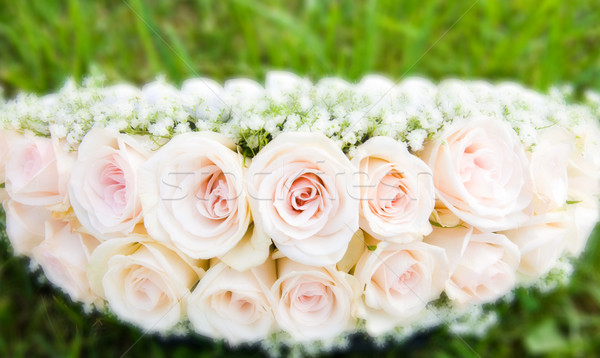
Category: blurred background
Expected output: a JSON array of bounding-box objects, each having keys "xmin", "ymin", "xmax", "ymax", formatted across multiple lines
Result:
[{"xmin": 1, "ymin": 0, "xmax": 600, "ymax": 357}]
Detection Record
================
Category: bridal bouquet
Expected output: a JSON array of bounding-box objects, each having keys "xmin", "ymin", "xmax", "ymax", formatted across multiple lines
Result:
[{"xmin": 0, "ymin": 72, "xmax": 599, "ymax": 351}]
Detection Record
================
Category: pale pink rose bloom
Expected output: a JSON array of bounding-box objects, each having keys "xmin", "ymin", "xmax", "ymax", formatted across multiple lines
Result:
[
  {"xmin": 502, "ymin": 212, "xmax": 569, "ymax": 278},
  {"xmin": 354, "ymin": 239, "xmax": 449, "ymax": 335},
  {"xmin": 246, "ymin": 132, "xmax": 359, "ymax": 267},
  {"xmin": 271, "ymin": 257, "xmax": 360, "ymax": 341},
  {"xmin": 5, "ymin": 134, "xmax": 74, "ymax": 207},
  {"xmin": 564, "ymin": 120, "xmax": 600, "ymax": 255},
  {"xmin": 88, "ymin": 236, "xmax": 206, "ymax": 332},
  {"xmin": 32, "ymin": 219, "xmax": 101, "ymax": 304},
  {"xmin": 139, "ymin": 132, "xmax": 269, "ymax": 269},
  {"xmin": 187, "ymin": 260, "xmax": 277, "ymax": 344},
  {"xmin": 565, "ymin": 202, "xmax": 599, "ymax": 256},
  {"xmin": 420, "ymin": 118, "xmax": 532, "ymax": 232},
  {"xmin": 351, "ymin": 136, "xmax": 434, "ymax": 241},
  {"xmin": 4, "ymin": 200, "xmax": 53, "ymax": 256},
  {"xmin": 529, "ymin": 127, "xmax": 574, "ymax": 213},
  {"xmin": 68, "ymin": 128, "xmax": 149, "ymax": 238},
  {"xmin": 425, "ymin": 226, "xmax": 520, "ymax": 305}
]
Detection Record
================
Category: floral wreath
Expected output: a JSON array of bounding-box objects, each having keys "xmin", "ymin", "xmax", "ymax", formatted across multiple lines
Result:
[{"xmin": 0, "ymin": 72, "xmax": 599, "ymax": 352}]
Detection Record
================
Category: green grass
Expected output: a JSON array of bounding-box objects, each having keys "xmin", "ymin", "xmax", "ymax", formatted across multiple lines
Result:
[{"xmin": 1, "ymin": 0, "xmax": 600, "ymax": 357}]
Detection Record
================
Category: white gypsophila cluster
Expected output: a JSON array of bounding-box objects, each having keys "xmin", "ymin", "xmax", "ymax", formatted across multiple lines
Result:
[{"xmin": 1, "ymin": 72, "xmax": 599, "ymax": 154}]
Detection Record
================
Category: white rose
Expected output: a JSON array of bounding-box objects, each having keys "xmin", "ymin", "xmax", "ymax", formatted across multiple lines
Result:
[
  {"xmin": 88, "ymin": 236, "xmax": 206, "ymax": 332},
  {"xmin": 246, "ymin": 132, "xmax": 359, "ymax": 266},
  {"xmin": 351, "ymin": 136, "xmax": 434, "ymax": 241},
  {"xmin": 502, "ymin": 212, "xmax": 569, "ymax": 278},
  {"xmin": 354, "ymin": 239, "xmax": 449, "ymax": 335},
  {"xmin": 4, "ymin": 200, "xmax": 53, "ymax": 256},
  {"xmin": 139, "ymin": 132, "xmax": 269, "ymax": 269},
  {"xmin": 564, "ymin": 121, "xmax": 600, "ymax": 256},
  {"xmin": 530, "ymin": 126, "xmax": 573, "ymax": 212},
  {"xmin": 32, "ymin": 219, "xmax": 101, "ymax": 304},
  {"xmin": 271, "ymin": 257, "xmax": 359, "ymax": 341},
  {"xmin": 5, "ymin": 133, "xmax": 74, "ymax": 207},
  {"xmin": 420, "ymin": 118, "xmax": 532, "ymax": 231},
  {"xmin": 564, "ymin": 200, "xmax": 599, "ymax": 256},
  {"xmin": 425, "ymin": 226, "xmax": 520, "ymax": 305},
  {"xmin": 187, "ymin": 260, "xmax": 277, "ymax": 344},
  {"xmin": 68, "ymin": 128, "xmax": 149, "ymax": 238}
]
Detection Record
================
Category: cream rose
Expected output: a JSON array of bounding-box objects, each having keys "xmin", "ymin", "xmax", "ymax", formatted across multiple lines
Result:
[
  {"xmin": 425, "ymin": 226, "xmax": 520, "ymax": 305},
  {"xmin": 88, "ymin": 236, "xmax": 206, "ymax": 332},
  {"xmin": 271, "ymin": 257, "xmax": 359, "ymax": 341},
  {"xmin": 420, "ymin": 118, "xmax": 532, "ymax": 232},
  {"xmin": 32, "ymin": 219, "xmax": 101, "ymax": 304},
  {"xmin": 564, "ymin": 201, "xmax": 599, "ymax": 256},
  {"xmin": 564, "ymin": 121, "xmax": 600, "ymax": 255},
  {"xmin": 139, "ymin": 132, "xmax": 269, "ymax": 268},
  {"xmin": 354, "ymin": 239, "xmax": 449, "ymax": 335},
  {"xmin": 351, "ymin": 136, "xmax": 434, "ymax": 241},
  {"xmin": 5, "ymin": 133, "xmax": 74, "ymax": 207},
  {"xmin": 4, "ymin": 200, "xmax": 53, "ymax": 256},
  {"xmin": 502, "ymin": 212, "xmax": 569, "ymax": 278},
  {"xmin": 530, "ymin": 127, "xmax": 573, "ymax": 213},
  {"xmin": 246, "ymin": 132, "xmax": 359, "ymax": 266},
  {"xmin": 68, "ymin": 128, "xmax": 149, "ymax": 238},
  {"xmin": 187, "ymin": 260, "xmax": 277, "ymax": 344}
]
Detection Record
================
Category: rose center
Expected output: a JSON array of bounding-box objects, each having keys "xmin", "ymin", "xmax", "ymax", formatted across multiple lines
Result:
[
  {"xmin": 198, "ymin": 167, "xmax": 233, "ymax": 220},
  {"xmin": 293, "ymin": 282, "xmax": 331, "ymax": 313},
  {"xmin": 128, "ymin": 268, "xmax": 167, "ymax": 312},
  {"xmin": 22, "ymin": 146, "xmax": 44, "ymax": 179},
  {"xmin": 100, "ymin": 161, "xmax": 128, "ymax": 215},
  {"xmin": 372, "ymin": 171, "xmax": 410, "ymax": 216},
  {"xmin": 391, "ymin": 265, "xmax": 421, "ymax": 295},
  {"xmin": 288, "ymin": 173, "xmax": 324, "ymax": 213},
  {"xmin": 459, "ymin": 141, "xmax": 503, "ymax": 198}
]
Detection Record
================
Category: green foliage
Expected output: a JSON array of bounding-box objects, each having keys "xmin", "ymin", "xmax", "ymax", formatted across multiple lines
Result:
[{"xmin": 1, "ymin": 0, "xmax": 600, "ymax": 357}]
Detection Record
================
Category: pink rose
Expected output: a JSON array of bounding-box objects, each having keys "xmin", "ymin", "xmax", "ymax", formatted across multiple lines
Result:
[
  {"xmin": 354, "ymin": 239, "xmax": 449, "ymax": 334},
  {"xmin": 32, "ymin": 220, "xmax": 101, "ymax": 304},
  {"xmin": 246, "ymin": 132, "xmax": 359, "ymax": 266},
  {"xmin": 88, "ymin": 236, "xmax": 206, "ymax": 332},
  {"xmin": 3, "ymin": 200, "xmax": 53, "ymax": 256},
  {"xmin": 420, "ymin": 118, "xmax": 532, "ymax": 232},
  {"xmin": 187, "ymin": 260, "xmax": 277, "ymax": 344},
  {"xmin": 565, "ymin": 202, "xmax": 599, "ymax": 256},
  {"xmin": 529, "ymin": 127, "xmax": 573, "ymax": 213},
  {"xmin": 502, "ymin": 212, "xmax": 569, "ymax": 278},
  {"xmin": 5, "ymin": 134, "xmax": 74, "ymax": 207},
  {"xmin": 68, "ymin": 128, "xmax": 150, "ymax": 238},
  {"xmin": 425, "ymin": 226, "xmax": 520, "ymax": 305},
  {"xmin": 139, "ymin": 132, "xmax": 269, "ymax": 268},
  {"xmin": 564, "ymin": 121, "xmax": 600, "ymax": 255},
  {"xmin": 351, "ymin": 136, "xmax": 434, "ymax": 241},
  {"xmin": 271, "ymin": 257, "xmax": 360, "ymax": 341}
]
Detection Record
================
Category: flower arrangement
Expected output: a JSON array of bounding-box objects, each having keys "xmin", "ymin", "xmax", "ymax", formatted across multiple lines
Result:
[{"xmin": 0, "ymin": 72, "xmax": 599, "ymax": 351}]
